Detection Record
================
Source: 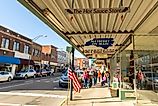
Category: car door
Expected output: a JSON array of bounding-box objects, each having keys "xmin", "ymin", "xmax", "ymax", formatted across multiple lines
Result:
[
  {"xmin": 3, "ymin": 72, "xmax": 9, "ymax": 81},
  {"xmin": 29, "ymin": 70, "xmax": 34, "ymax": 77},
  {"xmin": 0, "ymin": 72, "xmax": 5, "ymax": 81}
]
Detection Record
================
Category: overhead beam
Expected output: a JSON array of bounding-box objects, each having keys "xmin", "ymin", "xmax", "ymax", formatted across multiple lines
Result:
[{"xmin": 65, "ymin": 30, "xmax": 134, "ymax": 36}]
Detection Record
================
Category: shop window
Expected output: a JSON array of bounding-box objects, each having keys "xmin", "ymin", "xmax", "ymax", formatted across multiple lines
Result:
[{"xmin": 1, "ymin": 38, "xmax": 9, "ymax": 49}]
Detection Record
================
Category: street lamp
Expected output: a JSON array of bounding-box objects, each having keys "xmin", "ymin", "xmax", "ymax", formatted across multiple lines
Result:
[{"xmin": 28, "ymin": 35, "xmax": 47, "ymax": 69}]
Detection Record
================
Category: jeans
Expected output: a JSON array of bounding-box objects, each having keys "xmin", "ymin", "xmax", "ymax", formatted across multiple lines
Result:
[
  {"xmin": 107, "ymin": 78, "xmax": 110, "ymax": 87},
  {"xmin": 84, "ymin": 78, "xmax": 88, "ymax": 88},
  {"xmin": 138, "ymin": 80, "xmax": 143, "ymax": 90}
]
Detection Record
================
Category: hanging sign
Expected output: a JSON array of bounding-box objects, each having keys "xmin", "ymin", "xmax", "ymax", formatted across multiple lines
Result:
[
  {"xmin": 65, "ymin": 7, "xmax": 130, "ymax": 14},
  {"xmin": 85, "ymin": 38, "xmax": 114, "ymax": 49},
  {"xmin": 84, "ymin": 49, "xmax": 115, "ymax": 54}
]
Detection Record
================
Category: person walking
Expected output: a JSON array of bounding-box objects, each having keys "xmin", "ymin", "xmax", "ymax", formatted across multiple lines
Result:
[
  {"xmin": 98, "ymin": 70, "xmax": 101, "ymax": 82},
  {"xmin": 83, "ymin": 70, "xmax": 88, "ymax": 88},
  {"xmin": 136, "ymin": 69, "xmax": 144, "ymax": 90},
  {"xmin": 106, "ymin": 71, "xmax": 111, "ymax": 87},
  {"xmin": 93, "ymin": 70, "xmax": 98, "ymax": 85}
]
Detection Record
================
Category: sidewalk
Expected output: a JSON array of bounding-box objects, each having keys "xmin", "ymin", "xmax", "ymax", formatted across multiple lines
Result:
[
  {"xmin": 137, "ymin": 90, "xmax": 158, "ymax": 106},
  {"xmin": 62, "ymin": 86, "xmax": 135, "ymax": 106}
]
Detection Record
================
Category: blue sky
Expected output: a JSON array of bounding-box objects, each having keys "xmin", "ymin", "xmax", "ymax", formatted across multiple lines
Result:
[{"xmin": 0, "ymin": 0, "xmax": 84, "ymax": 58}]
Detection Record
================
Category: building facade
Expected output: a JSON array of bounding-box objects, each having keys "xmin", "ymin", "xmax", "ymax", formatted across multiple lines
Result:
[
  {"xmin": 41, "ymin": 45, "xmax": 58, "ymax": 70},
  {"xmin": 0, "ymin": 25, "xmax": 58, "ymax": 75},
  {"xmin": 57, "ymin": 51, "xmax": 67, "ymax": 67}
]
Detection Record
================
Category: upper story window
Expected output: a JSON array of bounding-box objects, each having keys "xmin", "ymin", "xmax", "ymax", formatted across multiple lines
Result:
[
  {"xmin": 13, "ymin": 41, "xmax": 20, "ymax": 51},
  {"xmin": 1, "ymin": 38, "xmax": 9, "ymax": 49},
  {"xmin": 24, "ymin": 45, "xmax": 29, "ymax": 54}
]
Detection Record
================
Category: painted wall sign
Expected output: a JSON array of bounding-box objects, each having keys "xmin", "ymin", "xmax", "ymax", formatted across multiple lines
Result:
[
  {"xmin": 85, "ymin": 38, "xmax": 114, "ymax": 49},
  {"xmin": 65, "ymin": 7, "xmax": 130, "ymax": 14}
]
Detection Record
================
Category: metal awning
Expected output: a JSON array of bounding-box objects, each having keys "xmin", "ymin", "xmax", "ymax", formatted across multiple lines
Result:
[{"xmin": 18, "ymin": 0, "xmax": 158, "ymax": 59}]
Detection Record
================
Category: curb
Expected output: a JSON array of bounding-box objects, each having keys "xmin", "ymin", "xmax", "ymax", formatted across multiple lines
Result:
[{"xmin": 59, "ymin": 97, "xmax": 67, "ymax": 106}]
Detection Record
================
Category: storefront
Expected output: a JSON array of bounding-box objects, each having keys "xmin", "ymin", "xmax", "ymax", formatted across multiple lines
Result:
[{"xmin": 0, "ymin": 55, "xmax": 20, "ymax": 76}]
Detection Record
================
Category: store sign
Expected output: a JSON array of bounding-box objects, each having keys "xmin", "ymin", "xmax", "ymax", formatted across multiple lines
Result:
[
  {"xmin": 14, "ymin": 51, "xmax": 30, "ymax": 59},
  {"xmin": 85, "ymin": 38, "xmax": 114, "ymax": 49},
  {"xmin": 65, "ymin": 7, "xmax": 130, "ymax": 14},
  {"xmin": 84, "ymin": 49, "xmax": 115, "ymax": 54}
]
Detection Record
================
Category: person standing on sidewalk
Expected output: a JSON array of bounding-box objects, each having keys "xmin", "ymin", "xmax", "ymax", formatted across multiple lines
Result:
[
  {"xmin": 98, "ymin": 70, "xmax": 101, "ymax": 82},
  {"xmin": 136, "ymin": 69, "xmax": 144, "ymax": 90},
  {"xmin": 83, "ymin": 69, "xmax": 88, "ymax": 88},
  {"xmin": 93, "ymin": 70, "xmax": 98, "ymax": 85},
  {"xmin": 106, "ymin": 71, "xmax": 111, "ymax": 87}
]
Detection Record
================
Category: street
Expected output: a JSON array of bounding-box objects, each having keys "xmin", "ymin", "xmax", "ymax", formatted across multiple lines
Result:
[{"xmin": 0, "ymin": 73, "xmax": 68, "ymax": 106}]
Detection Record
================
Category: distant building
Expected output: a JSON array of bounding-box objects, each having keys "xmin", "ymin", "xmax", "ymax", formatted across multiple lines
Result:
[
  {"xmin": 75, "ymin": 58, "xmax": 89, "ymax": 69},
  {"xmin": 41, "ymin": 45, "xmax": 58, "ymax": 70},
  {"xmin": 57, "ymin": 51, "xmax": 67, "ymax": 66},
  {"xmin": 0, "ymin": 25, "xmax": 58, "ymax": 75}
]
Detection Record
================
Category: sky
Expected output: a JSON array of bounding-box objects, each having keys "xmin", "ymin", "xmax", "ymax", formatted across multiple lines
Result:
[{"xmin": 0, "ymin": 0, "xmax": 85, "ymax": 58}]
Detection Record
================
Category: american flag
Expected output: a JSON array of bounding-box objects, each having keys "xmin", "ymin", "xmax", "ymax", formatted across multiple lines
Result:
[{"xmin": 68, "ymin": 68, "xmax": 81, "ymax": 93}]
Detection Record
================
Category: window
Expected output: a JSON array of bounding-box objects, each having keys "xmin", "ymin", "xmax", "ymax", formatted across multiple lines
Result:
[
  {"xmin": 24, "ymin": 45, "xmax": 29, "ymax": 54},
  {"xmin": 1, "ymin": 38, "xmax": 9, "ymax": 49},
  {"xmin": 13, "ymin": 41, "xmax": 20, "ymax": 51}
]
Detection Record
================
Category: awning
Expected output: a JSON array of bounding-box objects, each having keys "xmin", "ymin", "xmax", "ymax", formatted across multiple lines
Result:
[
  {"xmin": 20, "ymin": 59, "xmax": 34, "ymax": 65},
  {"xmin": 0, "ymin": 56, "xmax": 20, "ymax": 64}
]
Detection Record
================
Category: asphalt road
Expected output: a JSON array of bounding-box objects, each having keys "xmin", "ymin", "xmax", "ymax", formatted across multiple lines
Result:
[{"xmin": 0, "ymin": 72, "xmax": 68, "ymax": 106}]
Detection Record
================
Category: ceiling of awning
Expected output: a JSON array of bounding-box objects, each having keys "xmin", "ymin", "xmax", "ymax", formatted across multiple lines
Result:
[{"xmin": 18, "ymin": 0, "xmax": 158, "ymax": 59}]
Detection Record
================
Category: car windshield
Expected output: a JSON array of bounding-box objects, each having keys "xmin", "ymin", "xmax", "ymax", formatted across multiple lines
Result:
[
  {"xmin": 64, "ymin": 71, "xmax": 68, "ymax": 76},
  {"xmin": 20, "ymin": 70, "xmax": 27, "ymax": 72},
  {"xmin": 145, "ymin": 73, "xmax": 158, "ymax": 77}
]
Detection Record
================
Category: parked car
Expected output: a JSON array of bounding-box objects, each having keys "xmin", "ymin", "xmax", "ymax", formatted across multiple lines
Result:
[
  {"xmin": 59, "ymin": 71, "xmax": 69, "ymax": 87},
  {"xmin": 143, "ymin": 71, "xmax": 158, "ymax": 89},
  {"xmin": 46, "ymin": 69, "xmax": 54, "ymax": 76},
  {"xmin": 36, "ymin": 69, "xmax": 42, "ymax": 77},
  {"xmin": 41, "ymin": 69, "xmax": 48, "ymax": 77},
  {"xmin": 0, "ymin": 71, "xmax": 13, "ymax": 82},
  {"xmin": 15, "ymin": 69, "xmax": 36, "ymax": 79}
]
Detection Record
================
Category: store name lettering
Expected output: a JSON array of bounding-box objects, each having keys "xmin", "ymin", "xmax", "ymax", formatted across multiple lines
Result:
[{"xmin": 65, "ymin": 7, "xmax": 130, "ymax": 14}]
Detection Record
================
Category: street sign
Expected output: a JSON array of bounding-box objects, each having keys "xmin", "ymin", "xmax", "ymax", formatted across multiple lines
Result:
[{"xmin": 85, "ymin": 38, "xmax": 114, "ymax": 49}]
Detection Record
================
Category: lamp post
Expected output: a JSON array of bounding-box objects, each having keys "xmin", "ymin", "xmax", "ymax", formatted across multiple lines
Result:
[{"xmin": 28, "ymin": 35, "xmax": 47, "ymax": 69}]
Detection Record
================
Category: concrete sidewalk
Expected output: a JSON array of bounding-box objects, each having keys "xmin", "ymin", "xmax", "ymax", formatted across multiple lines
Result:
[
  {"xmin": 137, "ymin": 90, "xmax": 158, "ymax": 106},
  {"xmin": 62, "ymin": 86, "xmax": 135, "ymax": 106}
]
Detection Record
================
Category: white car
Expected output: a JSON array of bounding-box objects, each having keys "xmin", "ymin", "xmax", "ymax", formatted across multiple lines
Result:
[
  {"xmin": 0, "ymin": 71, "xmax": 13, "ymax": 82},
  {"xmin": 15, "ymin": 69, "xmax": 36, "ymax": 79}
]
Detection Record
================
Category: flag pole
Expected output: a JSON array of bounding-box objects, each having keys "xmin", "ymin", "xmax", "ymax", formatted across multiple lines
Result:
[{"xmin": 70, "ymin": 47, "xmax": 75, "ymax": 100}]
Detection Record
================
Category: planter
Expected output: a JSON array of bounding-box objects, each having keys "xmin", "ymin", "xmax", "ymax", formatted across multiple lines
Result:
[{"xmin": 110, "ymin": 88, "xmax": 119, "ymax": 97}]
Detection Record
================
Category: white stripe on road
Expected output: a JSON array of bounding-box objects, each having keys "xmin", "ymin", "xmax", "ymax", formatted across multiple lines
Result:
[
  {"xmin": 0, "ymin": 92, "xmax": 66, "ymax": 99},
  {"xmin": 53, "ymin": 80, "xmax": 59, "ymax": 83},
  {"xmin": 0, "ymin": 82, "xmax": 32, "ymax": 90},
  {"xmin": 0, "ymin": 103, "xmax": 21, "ymax": 106}
]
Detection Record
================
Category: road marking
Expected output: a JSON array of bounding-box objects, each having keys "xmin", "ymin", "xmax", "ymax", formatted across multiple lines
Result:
[
  {"xmin": 0, "ymin": 103, "xmax": 21, "ymax": 106},
  {"xmin": 53, "ymin": 80, "xmax": 59, "ymax": 83},
  {"xmin": 0, "ymin": 82, "xmax": 32, "ymax": 90},
  {"xmin": 0, "ymin": 92, "xmax": 66, "ymax": 99}
]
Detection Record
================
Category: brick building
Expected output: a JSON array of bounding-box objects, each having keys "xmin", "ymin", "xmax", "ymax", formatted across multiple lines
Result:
[{"xmin": 0, "ymin": 25, "xmax": 57, "ymax": 75}]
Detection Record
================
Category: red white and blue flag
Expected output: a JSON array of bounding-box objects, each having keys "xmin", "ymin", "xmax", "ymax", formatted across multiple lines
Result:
[{"xmin": 68, "ymin": 68, "xmax": 81, "ymax": 93}]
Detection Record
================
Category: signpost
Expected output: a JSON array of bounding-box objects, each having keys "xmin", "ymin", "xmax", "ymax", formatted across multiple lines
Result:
[{"xmin": 85, "ymin": 38, "xmax": 114, "ymax": 49}]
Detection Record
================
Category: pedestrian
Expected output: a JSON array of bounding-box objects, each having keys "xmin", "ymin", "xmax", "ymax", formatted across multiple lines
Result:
[
  {"xmin": 106, "ymin": 71, "xmax": 110, "ymax": 87},
  {"xmin": 136, "ymin": 69, "xmax": 144, "ymax": 90},
  {"xmin": 83, "ymin": 69, "xmax": 88, "ymax": 88},
  {"xmin": 93, "ymin": 70, "xmax": 98, "ymax": 85},
  {"xmin": 101, "ymin": 73, "xmax": 106, "ymax": 86},
  {"xmin": 98, "ymin": 70, "xmax": 101, "ymax": 82}
]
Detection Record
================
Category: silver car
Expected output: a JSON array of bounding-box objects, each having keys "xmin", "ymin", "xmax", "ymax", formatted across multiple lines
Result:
[
  {"xmin": 0, "ymin": 71, "xmax": 13, "ymax": 82},
  {"xmin": 15, "ymin": 69, "xmax": 36, "ymax": 79}
]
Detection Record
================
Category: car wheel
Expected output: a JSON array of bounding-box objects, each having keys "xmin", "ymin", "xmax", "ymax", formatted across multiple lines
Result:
[
  {"xmin": 59, "ymin": 82, "xmax": 62, "ymax": 87},
  {"xmin": 8, "ymin": 77, "xmax": 11, "ymax": 82},
  {"xmin": 33, "ymin": 75, "xmax": 36, "ymax": 78},
  {"xmin": 24, "ymin": 75, "xmax": 28, "ymax": 79}
]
